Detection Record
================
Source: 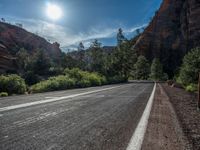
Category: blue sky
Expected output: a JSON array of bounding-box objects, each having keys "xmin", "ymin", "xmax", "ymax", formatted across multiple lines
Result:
[{"xmin": 0, "ymin": 0, "xmax": 162, "ymax": 51}]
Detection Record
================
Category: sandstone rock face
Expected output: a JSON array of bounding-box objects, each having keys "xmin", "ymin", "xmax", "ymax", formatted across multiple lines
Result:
[
  {"xmin": 0, "ymin": 22, "xmax": 62, "ymax": 73},
  {"xmin": 134, "ymin": 0, "xmax": 200, "ymax": 77}
]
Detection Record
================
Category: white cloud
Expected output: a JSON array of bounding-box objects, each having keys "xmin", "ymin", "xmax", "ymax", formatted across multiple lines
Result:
[{"xmin": 3, "ymin": 16, "xmax": 147, "ymax": 50}]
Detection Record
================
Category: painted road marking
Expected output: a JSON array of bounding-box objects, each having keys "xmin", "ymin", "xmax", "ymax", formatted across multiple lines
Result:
[
  {"xmin": 126, "ymin": 83, "xmax": 156, "ymax": 150},
  {"xmin": 0, "ymin": 86, "xmax": 121, "ymax": 112}
]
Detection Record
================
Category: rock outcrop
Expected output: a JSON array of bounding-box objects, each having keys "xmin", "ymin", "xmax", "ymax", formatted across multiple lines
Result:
[
  {"xmin": 134, "ymin": 0, "xmax": 200, "ymax": 77},
  {"xmin": 0, "ymin": 22, "xmax": 62, "ymax": 73}
]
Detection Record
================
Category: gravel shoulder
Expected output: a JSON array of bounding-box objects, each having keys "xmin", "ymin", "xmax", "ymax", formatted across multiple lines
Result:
[
  {"xmin": 142, "ymin": 83, "xmax": 190, "ymax": 150},
  {"xmin": 162, "ymin": 83, "xmax": 200, "ymax": 150}
]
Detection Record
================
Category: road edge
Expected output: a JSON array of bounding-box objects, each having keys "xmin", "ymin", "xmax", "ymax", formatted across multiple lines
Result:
[{"xmin": 126, "ymin": 83, "xmax": 156, "ymax": 150}]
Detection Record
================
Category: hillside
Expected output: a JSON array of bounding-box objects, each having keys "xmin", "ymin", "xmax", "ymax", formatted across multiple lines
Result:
[
  {"xmin": 134, "ymin": 0, "xmax": 200, "ymax": 77},
  {"xmin": 0, "ymin": 22, "xmax": 62, "ymax": 74}
]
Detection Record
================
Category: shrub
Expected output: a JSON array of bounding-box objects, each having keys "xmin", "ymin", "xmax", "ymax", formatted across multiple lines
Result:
[
  {"xmin": 0, "ymin": 92, "xmax": 8, "ymax": 97},
  {"xmin": 178, "ymin": 47, "xmax": 200, "ymax": 86},
  {"xmin": 77, "ymin": 79, "xmax": 91, "ymax": 88},
  {"xmin": 150, "ymin": 58, "xmax": 165, "ymax": 81},
  {"xmin": 134, "ymin": 56, "xmax": 150, "ymax": 80},
  {"xmin": 0, "ymin": 74, "xmax": 26, "ymax": 95},
  {"xmin": 107, "ymin": 76, "xmax": 127, "ymax": 84},
  {"xmin": 64, "ymin": 68, "xmax": 106, "ymax": 86},
  {"xmin": 31, "ymin": 75, "xmax": 76, "ymax": 93},
  {"xmin": 186, "ymin": 84, "xmax": 198, "ymax": 92}
]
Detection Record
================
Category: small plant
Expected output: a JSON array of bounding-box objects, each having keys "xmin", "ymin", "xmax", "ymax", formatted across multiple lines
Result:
[
  {"xmin": 186, "ymin": 84, "xmax": 198, "ymax": 92},
  {"xmin": 0, "ymin": 74, "xmax": 26, "ymax": 95},
  {"xmin": 0, "ymin": 92, "xmax": 8, "ymax": 97}
]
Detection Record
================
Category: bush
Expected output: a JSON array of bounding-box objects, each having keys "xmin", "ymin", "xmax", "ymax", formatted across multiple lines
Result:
[
  {"xmin": 31, "ymin": 75, "xmax": 76, "ymax": 93},
  {"xmin": 178, "ymin": 47, "xmax": 200, "ymax": 86},
  {"xmin": 134, "ymin": 56, "xmax": 150, "ymax": 80},
  {"xmin": 0, "ymin": 92, "xmax": 8, "ymax": 97},
  {"xmin": 64, "ymin": 68, "xmax": 106, "ymax": 87},
  {"xmin": 186, "ymin": 84, "xmax": 198, "ymax": 92},
  {"xmin": 107, "ymin": 76, "xmax": 127, "ymax": 84},
  {"xmin": 0, "ymin": 74, "xmax": 26, "ymax": 95}
]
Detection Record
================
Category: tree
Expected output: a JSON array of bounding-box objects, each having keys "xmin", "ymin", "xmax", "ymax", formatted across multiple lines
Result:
[
  {"xmin": 134, "ymin": 56, "xmax": 150, "ymax": 80},
  {"xmin": 16, "ymin": 48, "xmax": 29, "ymax": 72},
  {"xmin": 117, "ymin": 28, "xmax": 127, "ymax": 45},
  {"xmin": 90, "ymin": 39, "xmax": 101, "ymax": 48},
  {"xmin": 88, "ymin": 39, "xmax": 105, "ymax": 74},
  {"xmin": 112, "ymin": 41, "xmax": 137, "ymax": 79},
  {"xmin": 32, "ymin": 49, "xmax": 51, "ymax": 76},
  {"xmin": 78, "ymin": 42, "xmax": 84, "ymax": 51},
  {"xmin": 178, "ymin": 47, "xmax": 200, "ymax": 85},
  {"xmin": 150, "ymin": 58, "xmax": 164, "ymax": 81}
]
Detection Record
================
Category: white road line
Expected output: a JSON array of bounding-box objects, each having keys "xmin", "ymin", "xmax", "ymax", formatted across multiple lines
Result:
[
  {"xmin": 0, "ymin": 86, "xmax": 121, "ymax": 112},
  {"xmin": 126, "ymin": 83, "xmax": 156, "ymax": 150}
]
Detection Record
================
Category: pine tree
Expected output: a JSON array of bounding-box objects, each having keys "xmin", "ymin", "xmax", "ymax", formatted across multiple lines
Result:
[
  {"xmin": 150, "ymin": 58, "xmax": 164, "ymax": 81},
  {"xmin": 117, "ymin": 28, "xmax": 127, "ymax": 45},
  {"xmin": 78, "ymin": 42, "xmax": 84, "ymax": 51},
  {"xmin": 134, "ymin": 56, "xmax": 150, "ymax": 80}
]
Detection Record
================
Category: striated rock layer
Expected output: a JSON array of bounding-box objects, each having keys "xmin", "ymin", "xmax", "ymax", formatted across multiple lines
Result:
[
  {"xmin": 134, "ymin": 0, "xmax": 200, "ymax": 77},
  {"xmin": 0, "ymin": 22, "xmax": 62, "ymax": 74}
]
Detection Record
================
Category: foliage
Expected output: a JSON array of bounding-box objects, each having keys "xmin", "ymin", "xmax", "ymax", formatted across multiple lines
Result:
[
  {"xmin": 150, "ymin": 58, "xmax": 165, "ymax": 81},
  {"xmin": 112, "ymin": 41, "xmax": 137, "ymax": 79},
  {"xmin": 0, "ymin": 92, "xmax": 8, "ymax": 97},
  {"xmin": 185, "ymin": 84, "xmax": 198, "ymax": 92},
  {"xmin": 31, "ymin": 49, "xmax": 51, "ymax": 76},
  {"xmin": 64, "ymin": 68, "xmax": 106, "ymax": 87},
  {"xmin": 31, "ymin": 68, "xmax": 108, "ymax": 93},
  {"xmin": 23, "ymin": 71, "xmax": 41, "ymax": 85},
  {"xmin": 31, "ymin": 75, "xmax": 76, "ymax": 93},
  {"xmin": 87, "ymin": 40, "xmax": 106, "ymax": 74},
  {"xmin": 0, "ymin": 74, "xmax": 26, "ymax": 95},
  {"xmin": 133, "ymin": 56, "xmax": 150, "ymax": 80},
  {"xmin": 117, "ymin": 28, "xmax": 127, "ymax": 45},
  {"xmin": 178, "ymin": 47, "xmax": 200, "ymax": 85},
  {"xmin": 16, "ymin": 48, "xmax": 30, "ymax": 71}
]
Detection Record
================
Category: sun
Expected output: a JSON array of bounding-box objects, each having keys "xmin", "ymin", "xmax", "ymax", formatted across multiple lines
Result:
[{"xmin": 46, "ymin": 3, "xmax": 62, "ymax": 20}]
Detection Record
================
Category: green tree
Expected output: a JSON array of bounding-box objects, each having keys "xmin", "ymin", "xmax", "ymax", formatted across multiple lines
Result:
[
  {"xmin": 112, "ymin": 41, "xmax": 137, "ymax": 79},
  {"xmin": 78, "ymin": 42, "xmax": 85, "ymax": 51},
  {"xmin": 150, "ymin": 58, "xmax": 164, "ymax": 81},
  {"xmin": 88, "ymin": 39, "xmax": 105, "ymax": 74},
  {"xmin": 134, "ymin": 56, "xmax": 150, "ymax": 80},
  {"xmin": 16, "ymin": 48, "xmax": 29, "ymax": 72},
  {"xmin": 32, "ymin": 49, "xmax": 51, "ymax": 76},
  {"xmin": 117, "ymin": 28, "xmax": 127, "ymax": 45},
  {"xmin": 178, "ymin": 47, "xmax": 200, "ymax": 85}
]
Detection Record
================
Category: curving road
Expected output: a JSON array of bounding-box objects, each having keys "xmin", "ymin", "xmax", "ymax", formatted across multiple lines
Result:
[{"xmin": 0, "ymin": 83, "xmax": 154, "ymax": 150}]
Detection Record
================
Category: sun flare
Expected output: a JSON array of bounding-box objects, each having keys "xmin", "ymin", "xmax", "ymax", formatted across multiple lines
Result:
[{"xmin": 46, "ymin": 3, "xmax": 62, "ymax": 20}]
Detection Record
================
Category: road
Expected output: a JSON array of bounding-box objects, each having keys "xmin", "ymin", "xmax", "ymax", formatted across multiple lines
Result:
[{"xmin": 0, "ymin": 83, "xmax": 154, "ymax": 150}]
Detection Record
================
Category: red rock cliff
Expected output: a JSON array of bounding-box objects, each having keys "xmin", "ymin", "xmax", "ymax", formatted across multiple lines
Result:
[
  {"xmin": 0, "ymin": 22, "xmax": 62, "ymax": 73},
  {"xmin": 134, "ymin": 0, "xmax": 200, "ymax": 77}
]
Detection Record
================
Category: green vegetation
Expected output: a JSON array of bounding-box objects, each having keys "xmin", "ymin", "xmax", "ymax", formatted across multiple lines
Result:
[
  {"xmin": 150, "ymin": 58, "xmax": 168, "ymax": 81},
  {"xmin": 3, "ymin": 28, "xmax": 198, "ymax": 95},
  {"xmin": 178, "ymin": 47, "xmax": 200, "ymax": 86},
  {"xmin": 31, "ymin": 68, "xmax": 107, "ymax": 93},
  {"xmin": 133, "ymin": 56, "xmax": 150, "ymax": 80},
  {"xmin": 185, "ymin": 84, "xmax": 198, "ymax": 92},
  {"xmin": 0, "ymin": 92, "xmax": 8, "ymax": 97},
  {"xmin": 31, "ymin": 75, "xmax": 76, "ymax": 93},
  {"xmin": 177, "ymin": 47, "xmax": 200, "ymax": 92},
  {"xmin": 0, "ymin": 74, "xmax": 26, "ymax": 95}
]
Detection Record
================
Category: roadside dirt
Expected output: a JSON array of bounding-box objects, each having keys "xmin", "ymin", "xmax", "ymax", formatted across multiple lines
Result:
[
  {"xmin": 162, "ymin": 84, "xmax": 200, "ymax": 150},
  {"xmin": 141, "ymin": 84, "xmax": 190, "ymax": 150}
]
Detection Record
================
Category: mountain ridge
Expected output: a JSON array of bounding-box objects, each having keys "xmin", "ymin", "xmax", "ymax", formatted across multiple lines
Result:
[
  {"xmin": 134, "ymin": 0, "xmax": 200, "ymax": 77},
  {"xmin": 0, "ymin": 22, "xmax": 62, "ymax": 73}
]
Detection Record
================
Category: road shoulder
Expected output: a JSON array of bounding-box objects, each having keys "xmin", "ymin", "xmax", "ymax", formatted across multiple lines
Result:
[{"xmin": 141, "ymin": 84, "xmax": 190, "ymax": 150}]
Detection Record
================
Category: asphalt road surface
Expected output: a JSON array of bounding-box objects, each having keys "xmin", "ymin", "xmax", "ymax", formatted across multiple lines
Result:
[{"xmin": 0, "ymin": 83, "xmax": 154, "ymax": 150}]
